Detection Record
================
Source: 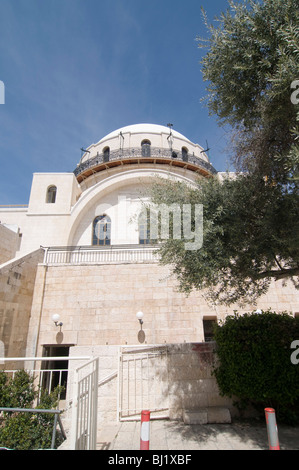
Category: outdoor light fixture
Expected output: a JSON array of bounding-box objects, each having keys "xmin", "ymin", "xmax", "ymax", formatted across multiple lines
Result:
[
  {"xmin": 52, "ymin": 313, "xmax": 63, "ymax": 327},
  {"xmin": 136, "ymin": 311, "xmax": 144, "ymax": 326}
]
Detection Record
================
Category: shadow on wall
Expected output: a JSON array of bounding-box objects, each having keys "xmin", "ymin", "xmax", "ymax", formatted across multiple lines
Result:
[
  {"xmin": 155, "ymin": 343, "xmax": 234, "ymax": 420},
  {"xmin": 138, "ymin": 330, "xmax": 145, "ymax": 343}
]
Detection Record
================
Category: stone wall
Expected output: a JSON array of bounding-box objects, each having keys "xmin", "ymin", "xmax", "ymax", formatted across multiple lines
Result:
[
  {"xmin": 27, "ymin": 261, "xmax": 299, "ymax": 359},
  {"xmin": 0, "ymin": 249, "xmax": 44, "ymax": 367},
  {"xmin": 29, "ymin": 262, "xmax": 207, "ymax": 355},
  {"xmin": 63, "ymin": 342, "xmax": 234, "ymax": 428},
  {"xmin": 166, "ymin": 343, "xmax": 230, "ymax": 419}
]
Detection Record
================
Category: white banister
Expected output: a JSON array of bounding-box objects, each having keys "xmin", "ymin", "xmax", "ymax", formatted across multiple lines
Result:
[{"xmin": 43, "ymin": 245, "xmax": 159, "ymax": 265}]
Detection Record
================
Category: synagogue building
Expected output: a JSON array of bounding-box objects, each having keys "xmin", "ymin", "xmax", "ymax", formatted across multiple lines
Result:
[{"xmin": 0, "ymin": 124, "xmax": 297, "ymax": 437}]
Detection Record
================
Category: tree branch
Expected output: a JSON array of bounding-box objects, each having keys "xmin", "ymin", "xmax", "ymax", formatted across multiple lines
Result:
[{"xmin": 256, "ymin": 267, "xmax": 299, "ymax": 280}]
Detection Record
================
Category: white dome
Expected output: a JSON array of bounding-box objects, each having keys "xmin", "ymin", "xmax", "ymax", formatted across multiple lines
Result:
[
  {"xmin": 75, "ymin": 122, "xmax": 217, "ymax": 183},
  {"xmin": 98, "ymin": 123, "xmax": 189, "ymax": 143}
]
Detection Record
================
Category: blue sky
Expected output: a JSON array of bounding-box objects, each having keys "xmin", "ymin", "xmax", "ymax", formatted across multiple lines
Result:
[{"xmin": 0, "ymin": 0, "xmax": 234, "ymax": 204}]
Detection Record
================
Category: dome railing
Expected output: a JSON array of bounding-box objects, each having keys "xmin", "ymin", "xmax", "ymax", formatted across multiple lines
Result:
[{"xmin": 73, "ymin": 146, "xmax": 217, "ymax": 178}]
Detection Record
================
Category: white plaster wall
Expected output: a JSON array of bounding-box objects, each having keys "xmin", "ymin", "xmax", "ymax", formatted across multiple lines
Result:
[
  {"xmin": 0, "ymin": 166, "xmax": 199, "ymax": 254},
  {"xmin": 71, "ymin": 185, "xmax": 147, "ymax": 246},
  {"xmin": 0, "ymin": 124, "xmax": 211, "ymax": 255},
  {"xmin": 68, "ymin": 167, "xmax": 197, "ymax": 247},
  {"xmin": 28, "ymin": 173, "xmax": 81, "ymax": 215}
]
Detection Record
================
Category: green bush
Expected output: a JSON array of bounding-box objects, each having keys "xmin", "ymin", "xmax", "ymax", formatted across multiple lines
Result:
[
  {"xmin": 0, "ymin": 370, "xmax": 64, "ymax": 450},
  {"xmin": 213, "ymin": 310, "xmax": 299, "ymax": 424}
]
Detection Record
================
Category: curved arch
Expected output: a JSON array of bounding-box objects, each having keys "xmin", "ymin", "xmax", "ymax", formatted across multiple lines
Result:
[{"xmin": 67, "ymin": 167, "xmax": 197, "ymax": 246}]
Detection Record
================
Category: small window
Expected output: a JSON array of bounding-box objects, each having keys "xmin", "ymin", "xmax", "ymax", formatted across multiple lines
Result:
[
  {"xmin": 103, "ymin": 146, "xmax": 110, "ymax": 163},
  {"xmin": 172, "ymin": 151, "xmax": 177, "ymax": 159},
  {"xmin": 46, "ymin": 186, "xmax": 57, "ymax": 204},
  {"xmin": 92, "ymin": 215, "xmax": 111, "ymax": 246},
  {"xmin": 182, "ymin": 147, "xmax": 188, "ymax": 162},
  {"xmin": 141, "ymin": 140, "xmax": 151, "ymax": 157},
  {"xmin": 203, "ymin": 317, "xmax": 217, "ymax": 342}
]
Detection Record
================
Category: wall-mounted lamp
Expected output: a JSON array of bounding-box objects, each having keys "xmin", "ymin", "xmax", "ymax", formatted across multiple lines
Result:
[
  {"xmin": 136, "ymin": 311, "xmax": 144, "ymax": 327},
  {"xmin": 52, "ymin": 314, "xmax": 63, "ymax": 328}
]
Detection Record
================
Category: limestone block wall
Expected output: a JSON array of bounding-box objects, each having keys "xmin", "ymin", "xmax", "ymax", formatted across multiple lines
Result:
[
  {"xmin": 28, "ymin": 261, "xmax": 299, "ymax": 358},
  {"xmin": 166, "ymin": 343, "xmax": 231, "ymax": 419},
  {"xmin": 23, "ymin": 259, "xmax": 298, "ymax": 429},
  {"xmin": 66, "ymin": 345, "xmax": 120, "ymax": 424},
  {"xmin": 0, "ymin": 249, "xmax": 44, "ymax": 367},
  {"xmin": 30, "ymin": 263, "xmax": 207, "ymax": 353}
]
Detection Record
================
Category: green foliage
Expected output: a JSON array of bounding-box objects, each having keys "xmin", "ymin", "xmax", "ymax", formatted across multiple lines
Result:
[
  {"xmin": 148, "ymin": 175, "xmax": 299, "ymax": 306},
  {"xmin": 198, "ymin": 0, "xmax": 298, "ymax": 127},
  {"xmin": 0, "ymin": 369, "xmax": 35, "ymax": 409},
  {"xmin": 145, "ymin": 1, "xmax": 299, "ymax": 306},
  {"xmin": 0, "ymin": 370, "xmax": 64, "ymax": 450},
  {"xmin": 213, "ymin": 310, "xmax": 299, "ymax": 423},
  {"xmin": 198, "ymin": 0, "xmax": 299, "ymax": 184}
]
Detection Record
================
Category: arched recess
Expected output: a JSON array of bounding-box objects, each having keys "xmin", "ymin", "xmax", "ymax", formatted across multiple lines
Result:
[{"xmin": 67, "ymin": 167, "xmax": 197, "ymax": 247}]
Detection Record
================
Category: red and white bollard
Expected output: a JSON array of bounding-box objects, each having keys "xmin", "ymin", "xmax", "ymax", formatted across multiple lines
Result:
[
  {"xmin": 265, "ymin": 408, "xmax": 280, "ymax": 450},
  {"xmin": 140, "ymin": 410, "xmax": 150, "ymax": 450}
]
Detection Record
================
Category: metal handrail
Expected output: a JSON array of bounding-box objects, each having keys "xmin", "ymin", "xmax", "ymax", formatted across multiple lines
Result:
[
  {"xmin": 0, "ymin": 407, "xmax": 66, "ymax": 449},
  {"xmin": 74, "ymin": 146, "xmax": 217, "ymax": 177},
  {"xmin": 43, "ymin": 244, "xmax": 159, "ymax": 265}
]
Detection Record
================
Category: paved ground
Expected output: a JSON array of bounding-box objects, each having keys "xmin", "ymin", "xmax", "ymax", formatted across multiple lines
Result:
[{"xmin": 97, "ymin": 419, "xmax": 299, "ymax": 451}]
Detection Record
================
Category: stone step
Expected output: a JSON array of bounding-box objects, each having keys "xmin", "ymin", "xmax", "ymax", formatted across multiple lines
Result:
[{"xmin": 183, "ymin": 407, "xmax": 231, "ymax": 425}]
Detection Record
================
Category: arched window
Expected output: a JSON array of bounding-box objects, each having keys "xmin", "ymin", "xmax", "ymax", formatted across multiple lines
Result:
[
  {"xmin": 141, "ymin": 140, "xmax": 151, "ymax": 157},
  {"xmin": 182, "ymin": 147, "xmax": 188, "ymax": 162},
  {"xmin": 103, "ymin": 146, "xmax": 110, "ymax": 163},
  {"xmin": 92, "ymin": 215, "xmax": 111, "ymax": 246},
  {"xmin": 138, "ymin": 209, "xmax": 157, "ymax": 245},
  {"xmin": 46, "ymin": 185, "xmax": 57, "ymax": 204}
]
